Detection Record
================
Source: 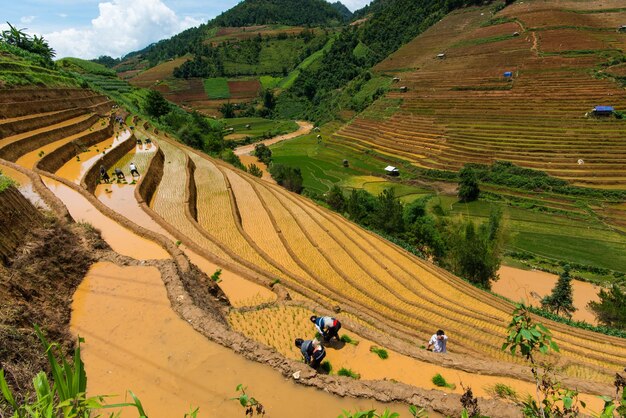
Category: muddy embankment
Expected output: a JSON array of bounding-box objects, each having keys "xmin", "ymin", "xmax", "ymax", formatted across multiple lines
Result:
[
  {"xmin": 81, "ymin": 132, "xmax": 137, "ymax": 193},
  {"xmin": 0, "ymin": 108, "xmax": 87, "ymax": 139},
  {"xmin": 0, "ymin": 94, "xmax": 110, "ymax": 120},
  {"xmin": 186, "ymin": 156, "xmax": 198, "ymax": 220},
  {"xmin": 0, "ymin": 185, "xmax": 44, "ymax": 263},
  {"xmin": 0, "ymin": 114, "xmax": 101, "ymax": 162},
  {"xmin": 37, "ymin": 121, "xmax": 115, "ymax": 174}
]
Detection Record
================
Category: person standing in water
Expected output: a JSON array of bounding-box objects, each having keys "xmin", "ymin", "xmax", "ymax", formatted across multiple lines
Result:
[{"xmin": 129, "ymin": 162, "xmax": 140, "ymax": 177}]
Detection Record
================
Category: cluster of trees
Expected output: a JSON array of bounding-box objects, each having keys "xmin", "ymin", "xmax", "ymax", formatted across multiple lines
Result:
[
  {"xmin": 269, "ymin": 164, "xmax": 304, "ymax": 193},
  {"xmin": 0, "ymin": 23, "xmax": 55, "ymax": 66},
  {"xmin": 211, "ymin": 0, "xmax": 349, "ymax": 27},
  {"xmin": 589, "ymin": 285, "xmax": 626, "ymax": 330},
  {"xmin": 324, "ymin": 186, "xmax": 504, "ymax": 289}
]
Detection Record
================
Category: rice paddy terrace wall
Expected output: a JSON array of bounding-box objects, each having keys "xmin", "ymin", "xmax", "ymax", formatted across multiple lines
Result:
[
  {"xmin": 334, "ymin": 0, "xmax": 626, "ymax": 187},
  {"xmin": 81, "ymin": 131, "xmax": 137, "ymax": 192},
  {"xmin": 0, "ymin": 185, "xmax": 43, "ymax": 263}
]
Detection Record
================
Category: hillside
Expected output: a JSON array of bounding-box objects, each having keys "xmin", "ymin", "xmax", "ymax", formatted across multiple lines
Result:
[
  {"xmin": 332, "ymin": 0, "xmax": 626, "ymax": 188},
  {"xmin": 212, "ymin": 0, "xmax": 348, "ymax": 26}
]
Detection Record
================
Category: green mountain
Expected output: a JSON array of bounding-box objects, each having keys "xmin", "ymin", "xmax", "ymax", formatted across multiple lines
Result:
[
  {"xmin": 212, "ymin": 0, "xmax": 345, "ymax": 27},
  {"xmin": 330, "ymin": 2, "xmax": 354, "ymax": 22}
]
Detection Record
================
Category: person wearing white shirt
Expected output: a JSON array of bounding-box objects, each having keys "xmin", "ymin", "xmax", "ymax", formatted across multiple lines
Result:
[{"xmin": 427, "ymin": 329, "xmax": 448, "ymax": 353}]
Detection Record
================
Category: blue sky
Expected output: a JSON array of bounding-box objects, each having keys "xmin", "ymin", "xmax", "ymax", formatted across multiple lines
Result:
[{"xmin": 2, "ymin": 0, "xmax": 370, "ymax": 59}]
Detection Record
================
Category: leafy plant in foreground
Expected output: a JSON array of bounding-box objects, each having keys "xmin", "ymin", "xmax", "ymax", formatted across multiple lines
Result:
[
  {"xmin": 340, "ymin": 334, "xmax": 359, "ymax": 345},
  {"xmin": 431, "ymin": 373, "xmax": 455, "ymax": 389},
  {"xmin": 337, "ymin": 368, "xmax": 360, "ymax": 379},
  {"xmin": 369, "ymin": 346, "xmax": 389, "ymax": 359},
  {"xmin": 231, "ymin": 384, "xmax": 265, "ymax": 417}
]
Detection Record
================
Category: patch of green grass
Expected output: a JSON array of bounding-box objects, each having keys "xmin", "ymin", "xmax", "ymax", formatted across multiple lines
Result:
[
  {"xmin": 320, "ymin": 361, "xmax": 332, "ymax": 374},
  {"xmin": 431, "ymin": 373, "xmax": 455, "ymax": 389},
  {"xmin": 58, "ymin": 57, "xmax": 116, "ymax": 76},
  {"xmin": 203, "ymin": 77, "xmax": 230, "ymax": 99},
  {"xmin": 481, "ymin": 16, "xmax": 516, "ymax": 27},
  {"xmin": 0, "ymin": 173, "xmax": 16, "ymax": 192},
  {"xmin": 369, "ymin": 346, "xmax": 389, "ymax": 359},
  {"xmin": 260, "ymin": 75, "xmax": 282, "ymax": 89},
  {"xmin": 279, "ymin": 36, "xmax": 336, "ymax": 89},
  {"xmin": 340, "ymin": 335, "xmax": 359, "ymax": 345},
  {"xmin": 223, "ymin": 117, "xmax": 298, "ymax": 139},
  {"xmin": 337, "ymin": 368, "xmax": 360, "ymax": 379}
]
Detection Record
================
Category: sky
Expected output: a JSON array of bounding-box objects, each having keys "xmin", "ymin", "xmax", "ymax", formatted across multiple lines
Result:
[{"xmin": 2, "ymin": 0, "xmax": 371, "ymax": 60}]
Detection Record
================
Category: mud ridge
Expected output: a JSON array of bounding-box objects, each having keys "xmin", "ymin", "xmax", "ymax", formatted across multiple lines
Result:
[{"xmin": 0, "ymin": 108, "xmax": 87, "ymax": 139}]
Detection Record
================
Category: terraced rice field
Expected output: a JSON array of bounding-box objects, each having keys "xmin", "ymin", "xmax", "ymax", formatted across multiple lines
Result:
[
  {"xmin": 333, "ymin": 1, "xmax": 626, "ymax": 187},
  {"xmin": 3, "ymin": 82, "xmax": 626, "ymax": 412}
]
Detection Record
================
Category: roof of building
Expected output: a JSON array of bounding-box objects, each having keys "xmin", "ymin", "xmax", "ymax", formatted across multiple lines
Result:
[
  {"xmin": 384, "ymin": 166, "xmax": 399, "ymax": 171},
  {"xmin": 594, "ymin": 106, "xmax": 615, "ymax": 112},
  {"xmin": 503, "ymin": 71, "xmax": 513, "ymax": 76}
]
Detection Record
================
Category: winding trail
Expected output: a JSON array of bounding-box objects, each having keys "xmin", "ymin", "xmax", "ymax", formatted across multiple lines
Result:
[{"xmin": 234, "ymin": 120, "xmax": 313, "ymax": 156}]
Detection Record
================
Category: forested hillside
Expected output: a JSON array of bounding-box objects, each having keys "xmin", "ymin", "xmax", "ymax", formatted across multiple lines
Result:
[
  {"xmin": 213, "ymin": 0, "xmax": 348, "ymax": 26},
  {"xmin": 275, "ymin": 0, "xmax": 487, "ymax": 122}
]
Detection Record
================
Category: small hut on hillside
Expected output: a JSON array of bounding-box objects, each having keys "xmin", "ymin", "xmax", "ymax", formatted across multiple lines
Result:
[
  {"xmin": 618, "ymin": 25, "xmax": 626, "ymax": 33},
  {"xmin": 384, "ymin": 165, "xmax": 399, "ymax": 176},
  {"xmin": 399, "ymin": 86, "xmax": 408, "ymax": 92},
  {"xmin": 592, "ymin": 106, "xmax": 614, "ymax": 116},
  {"xmin": 503, "ymin": 71, "xmax": 513, "ymax": 78},
  {"xmin": 437, "ymin": 53, "xmax": 446, "ymax": 59}
]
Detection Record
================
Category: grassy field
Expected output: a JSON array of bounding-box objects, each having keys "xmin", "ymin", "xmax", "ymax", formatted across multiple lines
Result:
[
  {"xmin": 223, "ymin": 117, "xmax": 298, "ymax": 139},
  {"xmin": 279, "ymin": 37, "xmax": 336, "ymax": 89},
  {"xmin": 203, "ymin": 77, "xmax": 230, "ymax": 99}
]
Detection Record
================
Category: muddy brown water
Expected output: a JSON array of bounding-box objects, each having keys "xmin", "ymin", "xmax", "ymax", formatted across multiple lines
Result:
[
  {"xmin": 72, "ymin": 262, "xmax": 409, "ymax": 417},
  {"xmin": 41, "ymin": 176, "xmax": 168, "ymax": 260},
  {"xmin": 494, "ymin": 266, "xmax": 601, "ymax": 324}
]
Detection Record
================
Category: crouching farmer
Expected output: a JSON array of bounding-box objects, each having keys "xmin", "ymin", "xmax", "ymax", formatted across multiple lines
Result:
[
  {"xmin": 310, "ymin": 315, "xmax": 341, "ymax": 342},
  {"xmin": 295, "ymin": 338, "xmax": 326, "ymax": 368}
]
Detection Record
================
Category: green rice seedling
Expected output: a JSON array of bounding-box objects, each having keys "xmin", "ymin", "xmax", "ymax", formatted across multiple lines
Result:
[
  {"xmin": 338, "ymin": 368, "xmax": 361, "ymax": 379},
  {"xmin": 370, "ymin": 346, "xmax": 389, "ymax": 359},
  {"xmin": 431, "ymin": 373, "xmax": 455, "ymax": 389},
  {"xmin": 487, "ymin": 383, "xmax": 518, "ymax": 400},
  {"xmin": 175, "ymin": 240, "xmax": 182, "ymax": 246},
  {"xmin": 340, "ymin": 334, "xmax": 360, "ymax": 345},
  {"xmin": 320, "ymin": 361, "xmax": 332, "ymax": 374},
  {"xmin": 38, "ymin": 150, "xmax": 45, "ymax": 157}
]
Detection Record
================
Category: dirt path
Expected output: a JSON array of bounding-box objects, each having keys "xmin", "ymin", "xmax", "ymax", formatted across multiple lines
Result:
[
  {"xmin": 234, "ymin": 120, "xmax": 313, "ymax": 156},
  {"xmin": 72, "ymin": 262, "xmax": 406, "ymax": 417},
  {"xmin": 494, "ymin": 265, "xmax": 601, "ymax": 324}
]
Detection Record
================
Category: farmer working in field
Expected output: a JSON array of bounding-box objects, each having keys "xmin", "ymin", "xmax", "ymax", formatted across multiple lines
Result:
[
  {"xmin": 295, "ymin": 338, "xmax": 326, "ymax": 368},
  {"xmin": 99, "ymin": 165, "xmax": 110, "ymax": 183},
  {"xmin": 129, "ymin": 162, "xmax": 140, "ymax": 177},
  {"xmin": 114, "ymin": 168, "xmax": 125, "ymax": 181},
  {"xmin": 427, "ymin": 329, "xmax": 448, "ymax": 353},
  {"xmin": 310, "ymin": 315, "xmax": 342, "ymax": 342}
]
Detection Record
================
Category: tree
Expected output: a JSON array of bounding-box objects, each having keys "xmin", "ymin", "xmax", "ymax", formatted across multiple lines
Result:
[
  {"xmin": 220, "ymin": 102, "xmax": 236, "ymax": 118},
  {"xmin": 541, "ymin": 266, "xmax": 576, "ymax": 318},
  {"xmin": 588, "ymin": 285, "xmax": 626, "ymax": 330},
  {"xmin": 248, "ymin": 164, "xmax": 263, "ymax": 177},
  {"xmin": 371, "ymin": 188, "xmax": 404, "ymax": 234},
  {"xmin": 326, "ymin": 185, "xmax": 346, "ymax": 212},
  {"xmin": 254, "ymin": 143, "xmax": 272, "ymax": 164},
  {"xmin": 144, "ymin": 90, "xmax": 170, "ymax": 118},
  {"xmin": 458, "ymin": 165, "xmax": 480, "ymax": 202},
  {"xmin": 263, "ymin": 89, "xmax": 276, "ymax": 110},
  {"xmin": 346, "ymin": 189, "xmax": 376, "ymax": 224},
  {"xmin": 269, "ymin": 164, "xmax": 303, "ymax": 193}
]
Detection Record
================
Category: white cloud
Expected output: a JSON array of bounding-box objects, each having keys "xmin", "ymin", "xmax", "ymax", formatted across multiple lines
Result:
[
  {"xmin": 44, "ymin": 0, "xmax": 202, "ymax": 59},
  {"xmin": 339, "ymin": 0, "xmax": 371, "ymax": 12},
  {"xmin": 20, "ymin": 16, "xmax": 37, "ymax": 24}
]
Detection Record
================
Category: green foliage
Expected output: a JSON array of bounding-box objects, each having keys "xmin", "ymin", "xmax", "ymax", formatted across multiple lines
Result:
[
  {"xmin": 369, "ymin": 346, "xmax": 389, "ymax": 359},
  {"xmin": 0, "ymin": 172, "xmax": 16, "ymax": 193},
  {"xmin": 220, "ymin": 102, "xmax": 236, "ymax": 118},
  {"xmin": 57, "ymin": 57, "xmax": 116, "ymax": 76},
  {"xmin": 254, "ymin": 143, "xmax": 273, "ymax": 165},
  {"xmin": 231, "ymin": 384, "xmax": 265, "ymax": 416},
  {"xmin": 487, "ymin": 383, "xmax": 518, "ymax": 401},
  {"xmin": 144, "ymin": 90, "xmax": 171, "ymax": 118},
  {"xmin": 337, "ymin": 368, "xmax": 361, "ymax": 379},
  {"xmin": 338, "ymin": 409, "xmax": 400, "ymax": 418},
  {"xmin": 221, "ymin": 149, "xmax": 246, "ymax": 170},
  {"xmin": 269, "ymin": 163, "xmax": 304, "ymax": 193},
  {"xmin": 371, "ymin": 188, "xmax": 405, "ymax": 234},
  {"xmin": 326, "ymin": 185, "xmax": 346, "ymax": 212},
  {"xmin": 442, "ymin": 208, "xmax": 504, "ymax": 289},
  {"xmin": 458, "ymin": 165, "xmax": 480, "ymax": 203},
  {"xmin": 248, "ymin": 164, "xmax": 264, "ymax": 177},
  {"xmin": 212, "ymin": 0, "xmax": 345, "ymax": 27},
  {"xmin": 431, "ymin": 373, "xmax": 455, "ymax": 389},
  {"xmin": 1, "ymin": 22, "xmax": 55, "ymax": 65},
  {"xmin": 503, "ymin": 303, "xmax": 559, "ymax": 359},
  {"xmin": 320, "ymin": 360, "xmax": 333, "ymax": 374},
  {"xmin": 588, "ymin": 285, "xmax": 626, "ymax": 330},
  {"xmin": 541, "ymin": 266, "xmax": 576, "ymax": 318}
]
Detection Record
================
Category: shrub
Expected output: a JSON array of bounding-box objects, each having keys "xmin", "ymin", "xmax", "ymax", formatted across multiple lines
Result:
[
  {"xmin": 487, "ymin": 383, "xmax": 518, "ymax": 401},
  {"xmin": 320, "ymin": 361, "xmax": 333, "ymax": 374},
  {"xmin": 248, "ymin": 163, "xmax": 263, "ymax": 178},
  {"xmin": 210, "ymin": 268, "xmax": 222, "ymax": 283},
  {"xmin": 338, "ymin": 368, "xmax": 360, "ymax": 379}
]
